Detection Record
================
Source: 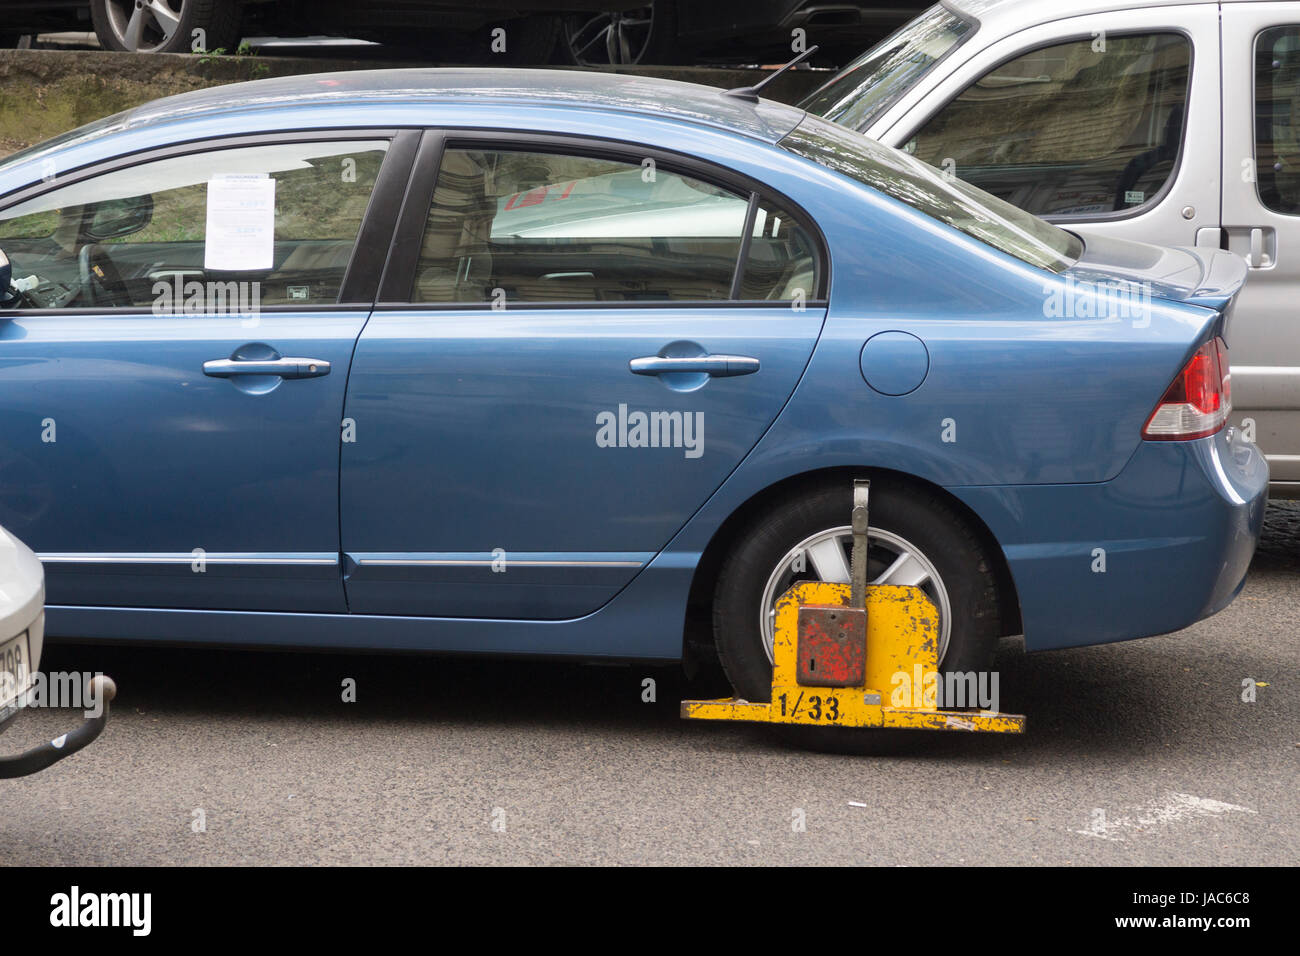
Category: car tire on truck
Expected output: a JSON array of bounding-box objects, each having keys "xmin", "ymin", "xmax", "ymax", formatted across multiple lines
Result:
[{"xmin": 91, "ymin": 0, "xmax": 242, "ymax": 55}]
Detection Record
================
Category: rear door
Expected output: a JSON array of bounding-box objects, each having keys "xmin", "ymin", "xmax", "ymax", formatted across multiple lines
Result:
[
  {"xmin": 340, "ymin": 132, "xmax": 827, "ymax": 619},
  {"xmin": 0, "ymin": 132, "xmax": 413, "ymax": 611},
  {"xmin": 1221, "ymin": 6, "xmax": 1300, "ymax": 489}
]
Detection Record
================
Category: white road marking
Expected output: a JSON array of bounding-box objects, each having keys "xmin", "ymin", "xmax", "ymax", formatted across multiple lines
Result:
[{"xmin": 1073, "ymin": 792, "xmax": 1257, "ymax": 842}]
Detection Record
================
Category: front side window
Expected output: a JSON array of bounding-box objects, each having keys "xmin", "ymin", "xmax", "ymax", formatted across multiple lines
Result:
[
  {"xmin": 905, "ymin": 33, "xmax": 1191, "ymax": 218},
  {"xmin": 412, "ymin": 147, "xmax": 819, "ymax": 304},
  {"xmin": 0, "ymin": 139, "xmax": 388, "ymax": 310},
  {"xmin": 800, "ymin": 3, "xmax": 975, "ymax": 132},
  {"xmin": 783, "ymin": 115, "xmax": 1082, "ymax": 273},
  {"xmin": 1256, "ymin": 26, "xmax": 1300, "ymax": 215}
]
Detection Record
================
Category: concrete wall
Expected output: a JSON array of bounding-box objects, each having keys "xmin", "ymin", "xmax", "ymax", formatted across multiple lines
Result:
[{"xmin": 0, "ymin": 50, "xmax": 828, "ymax": 159}]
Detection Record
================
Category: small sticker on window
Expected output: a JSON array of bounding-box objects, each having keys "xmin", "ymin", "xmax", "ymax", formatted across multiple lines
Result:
[
  {"xmin": 1124, "ymin": 190, "xmax": 1146, "ymax": 205},
  {"xmin": 287, "ymin": 286, "xmax": 310, "ymax": 301}
]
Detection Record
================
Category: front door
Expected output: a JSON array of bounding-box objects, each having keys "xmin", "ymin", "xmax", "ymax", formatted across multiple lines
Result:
[{"xmin": 0, "ymin": 135, "xmax": 397, "ymax": 611}]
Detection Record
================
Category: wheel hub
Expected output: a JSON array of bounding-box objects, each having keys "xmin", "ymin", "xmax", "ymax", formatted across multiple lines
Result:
[{"xmin": 760, "ymin": 525, "xmax": 952, "ymax": 666}]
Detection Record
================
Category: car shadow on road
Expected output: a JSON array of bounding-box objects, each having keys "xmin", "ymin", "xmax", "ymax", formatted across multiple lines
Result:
[
  {"xmin": 26, "ymin": 502, "xmax": 1292, "ymax": 759},
  {"xmin": 32, "ymin": 613, "xmax": 1286, "ymax": 763}
]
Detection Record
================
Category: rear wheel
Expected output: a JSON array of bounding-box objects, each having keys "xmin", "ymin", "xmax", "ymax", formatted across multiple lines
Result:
[
  {"xmin": 712, "ymin": 479, "xmax": 1003, "ymax": 705},
  {"xmin": 91, "ymin": 0, "xmax": 241, "ymax": 54}
]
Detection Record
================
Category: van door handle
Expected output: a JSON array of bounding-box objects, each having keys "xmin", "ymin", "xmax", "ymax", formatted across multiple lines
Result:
[
  {"xmin": 203, "ymin": 357, "xmax": 331, "ymax": 379},
  {"xmin": 1232, "ymin": 226, "xmax": 1276, "ymax": 268},
  {"xmin": 629, "ymin": 355, "xmax": 760, "ymax": 377}
]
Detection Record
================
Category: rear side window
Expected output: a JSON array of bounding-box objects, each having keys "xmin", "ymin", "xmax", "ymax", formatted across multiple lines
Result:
[
  {"xmin": 740, "ymin": 198, "xmax": 820, "ymax": 302},
  {"xmin": 1256, "ymin": 26, "xmax": 1300, "ymax": 215},
  {"xmin": 904, "ymin": 33, "xmax": 1191, "ymax": 218},
  {"xmin": 411, "ymin": 147, "xmax": 819, "ymax": 304}
]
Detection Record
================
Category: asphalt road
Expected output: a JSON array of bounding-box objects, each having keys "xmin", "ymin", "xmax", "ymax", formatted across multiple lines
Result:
[{"xmin": 4, "ymin": 503, "xmax": 1296, "ymax": 866}]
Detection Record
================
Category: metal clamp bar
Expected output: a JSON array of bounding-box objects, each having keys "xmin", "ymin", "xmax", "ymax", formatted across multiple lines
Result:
[{"xmin": 850, "ymin": 479, "xmax": 870, "ymax": 608}]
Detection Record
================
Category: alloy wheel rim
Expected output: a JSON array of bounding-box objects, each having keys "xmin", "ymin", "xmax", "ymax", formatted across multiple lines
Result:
[
  {"xmin": 759, "ymin": 526, "xmax": 953, "ymax": 666},
  {"xmin": 563, "ymin": 8, "xmax": 655, "ymax": 66},
  {"xmin": 105, "ymin": 0, "xmax": 184, "ymax": 53}
]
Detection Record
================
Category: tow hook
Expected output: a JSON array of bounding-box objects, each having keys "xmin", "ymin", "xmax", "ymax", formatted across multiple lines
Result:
[{"xmin": 0, "ymin": 675, "xmax": 117, "ymax": 779}]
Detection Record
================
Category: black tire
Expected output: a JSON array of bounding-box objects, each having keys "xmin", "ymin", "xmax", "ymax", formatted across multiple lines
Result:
[
  {"xmin": 91, "ymin": 0, "xmax": 241, "ymax": 55},
  {"xmin": 557, "ymin": 3, "xmax": 681, "ymax": 67},
  {"xmin": 712, "ymin": 479, "xmax": 1003, "ymax": 705}
]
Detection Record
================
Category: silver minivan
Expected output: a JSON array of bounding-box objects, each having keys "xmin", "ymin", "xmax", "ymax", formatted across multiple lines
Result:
[{"xmin": 802, "ymin": 0, "xmax": 1300, "ymax": 497}]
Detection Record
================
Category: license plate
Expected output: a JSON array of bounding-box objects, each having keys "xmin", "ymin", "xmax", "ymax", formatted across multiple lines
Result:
[{"xmin": 0, "ymin": 630, "xmax": 32, "ymax": 715}]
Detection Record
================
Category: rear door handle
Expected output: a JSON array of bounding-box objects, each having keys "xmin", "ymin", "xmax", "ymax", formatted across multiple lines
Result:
[
  {"xmin": 203, "ymin": 357, "xmax": 331, "ymax": 379},
  {"xmin": 629, "ymin": 354, "xmax": 760, "ymax": 377}
]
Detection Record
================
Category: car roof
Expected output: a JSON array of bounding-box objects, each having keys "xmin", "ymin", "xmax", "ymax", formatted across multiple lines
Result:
[
  {"xmin": 949, "ymin": 0, "xmax": 1255, "ymax": 32},
  {"xmin": 111, "ymin": 67, "xmax": 806, "ymax": 145}
]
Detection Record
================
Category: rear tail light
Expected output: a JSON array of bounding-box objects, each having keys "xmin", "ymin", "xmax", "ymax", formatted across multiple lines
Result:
[{"xmin": 1142, "ymin": 336, "xmax": 1232, "ymax": 440}]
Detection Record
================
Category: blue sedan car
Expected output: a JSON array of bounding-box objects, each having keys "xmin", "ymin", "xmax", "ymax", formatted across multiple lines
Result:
[{"xmin": 0, "ymin": 70, "xmax": 1267, "ymax": 705}]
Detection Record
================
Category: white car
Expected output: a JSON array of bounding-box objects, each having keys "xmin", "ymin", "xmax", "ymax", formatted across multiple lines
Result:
[
  {"xmin": 0, "ymin": 521, "xmax": 113, "ymax": 777},
  {"xmin": 802, "ymin": 0, "xmax": 1300, "ymax": 498}
]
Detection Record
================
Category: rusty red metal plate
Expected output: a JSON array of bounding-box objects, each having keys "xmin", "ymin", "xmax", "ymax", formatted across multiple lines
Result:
[{"xmin": 795, "ymin": 604, "xmax": 866, "ymax": 687}]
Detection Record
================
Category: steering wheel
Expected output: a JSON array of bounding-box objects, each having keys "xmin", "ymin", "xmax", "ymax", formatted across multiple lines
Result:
[{"xmin": 77, "ymin": 243, "xmax": 133, "ymax": 307}]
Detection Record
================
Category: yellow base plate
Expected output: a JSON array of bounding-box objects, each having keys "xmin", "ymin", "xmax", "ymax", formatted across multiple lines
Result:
[{"xmin": 681, "ymin": 582, "xmax": 1024, "ymax": 734}]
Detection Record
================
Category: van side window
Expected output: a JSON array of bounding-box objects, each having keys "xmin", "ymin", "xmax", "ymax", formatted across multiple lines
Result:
[
  {"xmin": 1256, "ymin": 26, "xmax": 1300, "ymax": 215},
  {"xmin": 907, "ymin": 33, "xmax": 1191, "ymax": 218}
]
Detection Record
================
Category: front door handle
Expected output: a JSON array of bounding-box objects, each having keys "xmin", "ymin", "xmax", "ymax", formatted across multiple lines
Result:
[
  {"xmin": 203, "ymin": 357, "xmax": 331, "ymax": 379},
  {"xmin": 629, "ymin": 354, "xmax": 760, "ymax": 377}
]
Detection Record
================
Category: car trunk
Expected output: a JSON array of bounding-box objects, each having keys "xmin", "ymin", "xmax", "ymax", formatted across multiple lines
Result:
[{"xmin": 1063, "ymin": 231, "xmax": 1247, "ymax": 339}]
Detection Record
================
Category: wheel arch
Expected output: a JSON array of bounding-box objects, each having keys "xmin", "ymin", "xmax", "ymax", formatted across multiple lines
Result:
[{"xmin": 680, "ymin": 465, "xmax": 1023, "ymax": 663}]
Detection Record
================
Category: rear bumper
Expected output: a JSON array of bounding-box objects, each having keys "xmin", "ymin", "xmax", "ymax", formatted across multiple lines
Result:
[{"xmin": 954, "ymin": 424, "xmax": 1269, "ymax": 652}]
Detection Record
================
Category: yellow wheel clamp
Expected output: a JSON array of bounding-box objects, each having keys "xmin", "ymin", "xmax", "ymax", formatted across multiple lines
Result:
[{"xmin": 681, "ymin": 480, "xmax": 1025, "ymax": 734}]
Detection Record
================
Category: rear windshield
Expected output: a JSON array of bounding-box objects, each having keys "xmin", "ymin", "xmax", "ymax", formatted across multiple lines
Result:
[
  {"xmin": 782, "ymin": 116, "xmax": 1083, "ymax": 273},
  {"xmin": 799, "ymin": 4, "xmax": 974, "ymax": 131}
]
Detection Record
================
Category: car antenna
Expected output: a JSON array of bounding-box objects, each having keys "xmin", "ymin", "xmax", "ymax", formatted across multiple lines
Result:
[{"xmin": 724, "ymin": 45, "xmax": 820, "ymax": 103}]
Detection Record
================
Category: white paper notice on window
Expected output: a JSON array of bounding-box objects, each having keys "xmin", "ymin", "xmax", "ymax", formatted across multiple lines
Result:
[{"xmin": 205, "ymin": 174, "xmax": 276, "ymax": 271}]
